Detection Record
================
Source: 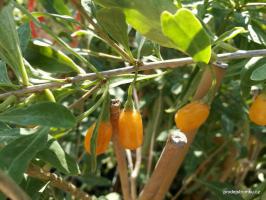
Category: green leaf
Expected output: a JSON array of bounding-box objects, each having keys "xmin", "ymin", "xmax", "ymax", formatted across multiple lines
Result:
[
  {"xmin": 0, "ymin": 61, "xmax": 14, "ymax": 87},
  {"xmin": 0, "ymin": 127, "xmax": 21, "ymax": 143},
  {"xmin": 18, "ymin": 23, "xmax": 31, "ymax": 54},
  {"xmin": 0, "ymin": 122, "xmax": 10, "ymax": 129},
  {"xmin": 247, "ymin": 20, "xmax": 266, "ymax": 46},
  {"xmin": 81, "ymin": 174, "xmax": 111, "ymax": 187},
  {"xmin": 0, "ymin": 127, "xmax": 49, "ymax": 183},
  {"xmin": 250, "ymin": 63, "xmax": 266, "ymax": 81},
  {"xmin": 23, "ymin": 177, "xmax": 46, "ymax": 200},
  {"xmin": 240, "ymin": 57, "xmax": 266, "ymax": 97},
  {"xmin": 0, "ymin": 3, "xmax": 28, "ymax": 83},
  {"xmin": 25, "ymin": 40, "xmax": 82, "ymax": 73},
  {"xmin": 97, "ymin": 8, "xmax": 130, "ymax": 51},
  {"xmin": 0, "ymin": 102, "xmax": 76, "ymax": 128},
  {"xmin": 93, "ymin": 0, "xmax": 176, "ymax": 48},
  {"xmin": 40, "ymin": 0, "xmax": 71, "ymax": 16},
  {"xmin": 215, "ymin": 27, "xmax": 247, "ymax": 45},
  {"xmin": 37, "ymin": 135, "xmax": 80, "ymax": 175},
  {"xmin": 161, "ymin": 8, "xmax": 211, "ymax": 63}
]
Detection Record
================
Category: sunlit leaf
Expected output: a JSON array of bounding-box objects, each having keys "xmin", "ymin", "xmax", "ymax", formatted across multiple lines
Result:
[
  {"xmin": 93, "ymin": 0, "xmax": 176, "ymax": 48},
  {"xmin": 161, "ymin": 8, "xmax": 211, "ymax": 63},
  {"xmin": 215, "ymin": 27, "xmax": 247, "ymax": 45}
]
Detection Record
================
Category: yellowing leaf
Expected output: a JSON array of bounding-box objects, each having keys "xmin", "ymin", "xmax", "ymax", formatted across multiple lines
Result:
[{"xmin": 161, "ymin": 9, "xmax": 211, "ymax": 63}]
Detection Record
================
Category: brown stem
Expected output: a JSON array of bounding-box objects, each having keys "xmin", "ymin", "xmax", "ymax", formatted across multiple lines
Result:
[
  {"xmin": 0, "ymin": 170, "xmax": 30, "ymax": 200},
  {"xmin": 139, "ymin": 131, "xmax": 195, "ymax": 200},
  {"xmin": 139, "ymin": 65, "xmax": 227, "ymax": 200},
  {"xmin": 110, "ymin": 99, "xmax": 132, "ymax": 200},
  {"xmin": 26, "ymin": 165, "xmax": 91, "ymax": 200}
]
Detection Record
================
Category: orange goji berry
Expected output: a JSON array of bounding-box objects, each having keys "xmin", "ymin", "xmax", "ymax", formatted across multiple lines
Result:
[
  {"xmin": 118, "ymin": 109, "xmax": 143, "ymax": 150},
  {"xmin": 175, "ymin": 101, "xmax": 210, "ymax": 132},
  {"xmin": 249, "ymin": 94, "xmax": 266, "ymax": 126},
  {"xmin": 84, "ymin": 121, "xmax": 112, "ymax": 155}
]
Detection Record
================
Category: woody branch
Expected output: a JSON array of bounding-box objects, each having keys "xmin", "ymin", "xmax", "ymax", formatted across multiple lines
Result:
[{"xmin": 0, "ymin": 49, "xmax": 265, "ymax": 100}]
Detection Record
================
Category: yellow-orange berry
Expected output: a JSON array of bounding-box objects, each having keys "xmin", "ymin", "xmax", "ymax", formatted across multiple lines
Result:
[
  {"xmin": 175, "ymin": 101, "xmax": 210, "ymax": 132},
  {"xmin": 249, "ymin": 94, "xmax": 266, "ymax": 126},
  {"xmin": 118, "ymin": 109, "xmax": 143, "ymax": 150},
  {"xmin": 84, "ymin": 121, "xmax": 112, "ymax": 155}
]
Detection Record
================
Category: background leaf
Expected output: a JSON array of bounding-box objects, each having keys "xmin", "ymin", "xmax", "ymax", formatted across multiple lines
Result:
[
  {"xmin": 96, "ymin": 7, "xmax": 130, "ymax": 51},
  {"xmin": 0, "ymin": 61, "xmax": 14, "ymax": 87},
  {"xmin": 18, "ymin": 23, "xmax": 31, "ymax": 54},
  {"xmin": 215, "ymin": 27, "xmax": 247, "ymax": 44},
  {"xmin": 250, "ymin": 63, "xmax": 266, "ymax": 81},
  {"xmin": 240, "ymin": 57, "xmax": 266, "ymax": 96},
  {"xmin": 0, "ymin": 102, "xmax": 76, "ymax": 128},
  {"xmin": 0, "ymin": 127, "xmax": 21, "ymax": 144},
  {"xmin": 0, "ymin": 3, "xmax": 26, "ymax": 81},
  {"xmin": 37, "ymin": 135, "xmax": 80, "ymax": 175},
  {"xmin": 0, "ymin": 127, "xmax": 49, "ymax": 183},
  {"xmin": 197, "ymin": 179, "xmax": 244, "ymax": 200},
  {"xmin": 25, "ymin": 40, "xmax": 81, "ymax": 73},
  {"xmin": 81, "ymin": 174, "xmax": 112, "ymax": 187},
  {"xmin": 40, "ymin": 0, "xmax": 71, "ymax": 16}
]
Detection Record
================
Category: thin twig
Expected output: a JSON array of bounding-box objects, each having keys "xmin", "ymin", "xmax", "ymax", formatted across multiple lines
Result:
[
  {"xmin": 68, "ymin": 82, "xmax": 101, "ymax": 109},
  {"xmin": 26, "ymin": 164, "xmax": 91, "ymax": 200},
  {"xmin": 0, "ymin": 49, "xmax": 266, "ymax": 100},
  {"xmin": 0, "ymin": 170, "xmax": 30, "ymax": 200},
  {"xmin": 111, "ymin": 99, "xmax": 132, "ymax": 200},
  {"xmin": 76, "ymin": 48, "xmax": 123, "ymax": 61}
]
